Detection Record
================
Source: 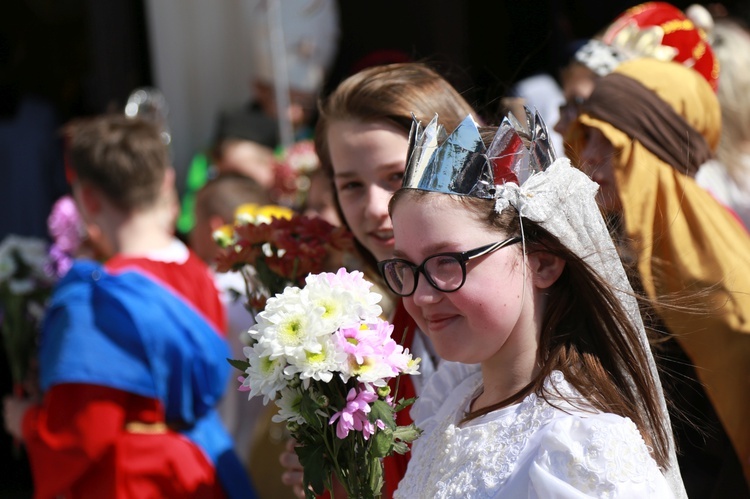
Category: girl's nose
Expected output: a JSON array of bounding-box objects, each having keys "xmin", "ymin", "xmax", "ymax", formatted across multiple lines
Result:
[
  {"xmin": 410, "ymin": 273, "xmax": 441, "ymax": 307},
  {"xmin": 364, "ymin": 185, "xmax": 392, "ymax": 219}
]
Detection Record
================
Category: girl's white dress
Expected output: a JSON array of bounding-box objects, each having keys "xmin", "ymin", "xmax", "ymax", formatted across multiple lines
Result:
[{"xmin": 395, "ymin": 362, "xmax": 674, "ymax": 498}]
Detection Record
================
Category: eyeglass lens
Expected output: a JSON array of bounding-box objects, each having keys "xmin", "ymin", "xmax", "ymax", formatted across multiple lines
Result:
[{"xmin": 383, "ymin": 254, "xmax": 465, "ymax": 296}]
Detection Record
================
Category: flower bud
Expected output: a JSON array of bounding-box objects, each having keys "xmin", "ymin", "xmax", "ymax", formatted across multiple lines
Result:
[
  {"xmin": 316, "ymin": 394, "xmax": 329, "ymax": 408},
  {"xmin": 287, "ymin": 421, "xmax": 300, "ymax": 433},
  {"xmin": 377, "ymin": 386, "xmax": 391, "ymax": 398}
]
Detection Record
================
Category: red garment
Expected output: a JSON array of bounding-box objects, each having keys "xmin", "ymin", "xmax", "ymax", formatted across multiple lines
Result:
[
  {"xmin": 106, "ymin": 250, "xmax": 227, "ymax": 334},
  {"xmin": 23, "ymin": 254, "xmax": 229, "ymax": 499},
  {"xmin": 382, "ymin": 301, "xmax": 418, "ymax": 499},
  {"xmin": 23, "ymin": 385, "xmax": 224, "ymax": 499}
]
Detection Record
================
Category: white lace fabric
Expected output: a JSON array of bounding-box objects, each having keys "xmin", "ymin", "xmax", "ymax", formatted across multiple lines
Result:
[{"xmin": 395, "ymin": 367, "xmax": 673, "ymax": 498}]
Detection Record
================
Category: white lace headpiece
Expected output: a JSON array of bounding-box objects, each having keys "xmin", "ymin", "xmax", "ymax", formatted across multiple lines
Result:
[{"xmin": 402, "ymin": 109, "xmax": 686, "ymax": 498}]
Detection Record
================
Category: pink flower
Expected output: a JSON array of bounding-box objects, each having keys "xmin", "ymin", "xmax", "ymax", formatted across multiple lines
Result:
[
  {"xmin": 338, "ymin": 324, "xmax": 379, "ymax": 365},
  {"xmin": 329, "ymin": 387, "xmax": 378, "ymax": 439},
  {"xmin": 46, "ymin": 196, "xmax": 84, "ymax": 278},
  {"xmin": 337, "ymin": 319, "xmax": 408, "ymax": 381},
  {"xmin": 237, "ymin": 375, "xmax": 251, "ymax": 392}
]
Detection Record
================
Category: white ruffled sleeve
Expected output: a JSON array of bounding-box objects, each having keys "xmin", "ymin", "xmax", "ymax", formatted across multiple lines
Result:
[{"xmin": 528, "ymin": 414, "xmax": 674, "ymax": 498}]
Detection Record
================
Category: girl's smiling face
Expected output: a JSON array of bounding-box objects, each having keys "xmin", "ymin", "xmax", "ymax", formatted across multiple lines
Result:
[
  {"xmin": 391, "ymin": 194, "xmax": 543, "ymax": 370},
  {"xmin": 327, "ymin": 120, "xmax": 409, "ymax": 262}
]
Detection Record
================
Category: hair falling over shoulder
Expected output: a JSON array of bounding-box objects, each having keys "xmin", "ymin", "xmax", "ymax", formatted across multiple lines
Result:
[{"xmin": 453, "ymin": 198, "xmax": 671, "ymax": 469}]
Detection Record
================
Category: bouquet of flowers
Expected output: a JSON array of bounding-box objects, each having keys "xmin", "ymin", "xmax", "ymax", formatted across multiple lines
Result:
[
  {"xmin": 0, "ymin": 235, "xmax": 54, "ymax": 394},
  {"xmin": 213, "ymin": 202, "xmax": 353, "ymax": 314},
  {"xmin": 232, "ymin": 267, "xmax": 421, "ymax": 498}
]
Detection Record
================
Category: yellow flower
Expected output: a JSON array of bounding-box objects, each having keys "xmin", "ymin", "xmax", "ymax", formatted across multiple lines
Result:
[
  {"xmin": 255, "ymin": 205, "xmax": 294, "ymax": 224},
  {"xmin": 234, "ymin": 203, "xmax": 261, "ymax": 224},
  {"xmin": 212, "ymin": 224, "xmax": 235, "ymax": 248},
  {"xmin": 234, "ymin": 203, "xmax": 294, "ymax": 225}
]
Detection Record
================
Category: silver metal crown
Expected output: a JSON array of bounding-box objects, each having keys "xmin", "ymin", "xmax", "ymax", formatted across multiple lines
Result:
[{"xmin": 402, "ymin": 107, "xmax": 557, "ymax": 198}]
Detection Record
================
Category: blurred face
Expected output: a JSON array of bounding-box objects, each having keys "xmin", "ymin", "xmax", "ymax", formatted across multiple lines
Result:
[
  {"xmin": 391, "ymin": 195, "xmax": 540, "ymax": 368},
  {"xmin": 303, "ymin": 170, "xmax": 341, "ymax": 227},
  {"xmin": 188, "ymin": 208, "xmax": 217, "ymax": 263},
  {"xmin": 578, "ymin": 126, "xmax": 621, "ymax": 214},
  {"xmin": 328, "ymin": 120, "xmax": 409, "ymax": 261},
  {"xmin": 215, "ymin": 141, "xmax": 276, "ymax": 189},
  {"xmin": 554, "ymin": 64, "xmax": 598, "ymax": 137},
  {"xmin": 253, "ymin": 80, "xmax": 316, "ymax": 128}
]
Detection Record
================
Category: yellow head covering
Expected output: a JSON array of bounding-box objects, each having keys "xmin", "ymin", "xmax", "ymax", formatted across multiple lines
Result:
[{"xmin": 576, "ymin": 57, "xmax": 750, "ymax": 481}]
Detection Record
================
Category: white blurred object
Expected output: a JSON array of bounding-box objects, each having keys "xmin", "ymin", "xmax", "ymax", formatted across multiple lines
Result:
[
  {"xmin": 125, "ymin": 87, "xmax": 172, "ymax": 146},
  {"xmin": 249, "ymin": 0, "xmax": 340, "ymax": 93},
  {"xmin": 250, "ymin": 0, "xmax": 340, "ymax": 149},
  {"xmin": 510, "ymin": 74, "xmax": 566, "ymax": 159},
  {"xmin": 686, "ymin": 4, "xmax": 715, "ymax": 42}
]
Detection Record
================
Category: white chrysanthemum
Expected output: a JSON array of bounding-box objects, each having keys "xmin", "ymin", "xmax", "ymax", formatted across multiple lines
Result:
[
  {"xmin": 301, "ymin": 279, "xmax": 362, "ymax": 331},
  {"xmin": 401, "ymin": 354, "xmax": 422, "ymax": 376},
  {"xmin": 272, "ymin": 387, "xmax": 307, "ymax": 425},
  {"xmin": 252, "ymin": 287, "xmax": 330, "ymax": 360},
  {"xmin": 304, "ymin": 268, "xmax": 383, "ymax": 321},
  {"xmin": 242, "ymin": 343, "xmax": 289, "ymax": 405},
  {"xmin": 284, "ymin": 334, "xmax": 348, "ymax": 387}
]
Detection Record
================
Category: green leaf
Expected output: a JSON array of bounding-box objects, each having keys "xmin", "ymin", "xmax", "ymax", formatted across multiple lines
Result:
[
  {"xmin": 369, "ymin": 399, "xmax": 396, "ymax": 429},
  {"xmin": 368, "ymin": 455, "xmax": 384, "ymax": 497},
  {"xmin": 393, "ymin": 423, "xmax": 422, "ymax": 444},
  {"xmin": 226, "ymin": 357, "xmax": 250, "ymax": 373},
  {"xmin": 392, "ymin": 441, "xmax": 410, "ymax": 455},
  {"xmin": 393, "ymin": 396, "xmax": 417, "ymax": 412},
  {"xmin": 296, "ymin": 444, "xmax": 327, "ymax": 495},
  {"xmin": 299, "ymin": 391, "xmax": 323, "ymax": 430},
  {"xmin": 370, "ymin": 427, "xmax": 393, "ymax": 458}
]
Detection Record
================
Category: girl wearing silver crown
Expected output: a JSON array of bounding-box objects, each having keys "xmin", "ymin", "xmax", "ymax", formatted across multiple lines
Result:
[{"xmin": 379, "ymin": 111, "xmax": 686, "ymax": 498}]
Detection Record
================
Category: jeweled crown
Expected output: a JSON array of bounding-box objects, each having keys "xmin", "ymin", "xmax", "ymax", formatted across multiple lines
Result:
[{"xmin": 402, "ymin": 107, "xmax": 557, "ymax": 198}]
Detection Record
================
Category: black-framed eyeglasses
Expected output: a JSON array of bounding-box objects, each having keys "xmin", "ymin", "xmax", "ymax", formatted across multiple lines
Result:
[{"xmin": 377, "ymin": 236, "xmax": 522, "ymax": 297}]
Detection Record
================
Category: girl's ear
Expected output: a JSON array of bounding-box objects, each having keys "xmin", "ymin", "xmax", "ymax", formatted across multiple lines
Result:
[
  {"xmin": 208, "ymin": 214, "xmax": 226, "ymax": 232},
  {"xmin": 77, "ymin": 182, "xmax": 102, "ymax": 219},
  {"xmin": 529, "ymin": 251, "xmax": 565, "ymax": 289}
]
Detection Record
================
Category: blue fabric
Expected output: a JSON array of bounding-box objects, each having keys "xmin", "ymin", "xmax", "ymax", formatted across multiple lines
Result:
[{"xmin": 39, "ymin": 259, "xmax": 256, "ymax": 499}]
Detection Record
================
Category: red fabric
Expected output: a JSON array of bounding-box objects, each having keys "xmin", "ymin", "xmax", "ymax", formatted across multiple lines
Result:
[
  {"xmin": 22, "ymin": 384, "xmax": 225, "ymax": 499},
  {"xmin": 381, "ymin": 301, "xmax": 418, "ymax": 499},
  {"xmin": 106, "ymin": 250, "xmax": 227, "ymax": 335}
]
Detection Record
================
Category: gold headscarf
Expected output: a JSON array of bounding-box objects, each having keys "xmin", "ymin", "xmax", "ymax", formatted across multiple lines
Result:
[{"xmin": 575, "ymin": 58, "xmax": 750, "ymax": 482}]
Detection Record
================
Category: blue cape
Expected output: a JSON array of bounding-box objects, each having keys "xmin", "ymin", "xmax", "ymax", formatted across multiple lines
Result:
[{"xmin": 40, "ymin": 259, "xmax": 255, "ymax": 499}]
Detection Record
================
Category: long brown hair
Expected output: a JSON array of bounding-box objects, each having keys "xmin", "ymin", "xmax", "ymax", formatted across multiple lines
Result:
[
  {"xmin": 314, "ymin": 62, "xmax": 477, "ymax": 272},
  {"xmin": 389, "ymin": 189, "xmax": 671, "ymax": 470}
]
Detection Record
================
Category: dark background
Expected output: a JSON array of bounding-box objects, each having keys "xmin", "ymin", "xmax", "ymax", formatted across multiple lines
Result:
[{"xmin": 2, "ymin": 1, "xmax": 749, "ymax": 496}]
